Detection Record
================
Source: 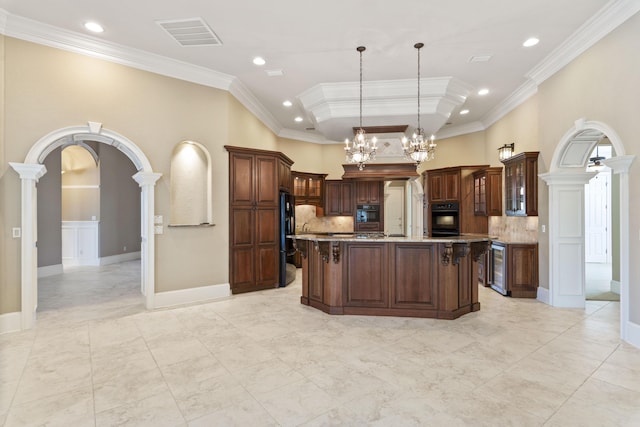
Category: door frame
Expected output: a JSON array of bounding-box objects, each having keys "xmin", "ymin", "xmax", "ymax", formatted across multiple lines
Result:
[
  {"xmin": 9, "ymin": 122, "xmax": 161, "ymax": 330},
  {"xmin": 540, "ymin": 118, "xmax": 636, "ymax": 345}
]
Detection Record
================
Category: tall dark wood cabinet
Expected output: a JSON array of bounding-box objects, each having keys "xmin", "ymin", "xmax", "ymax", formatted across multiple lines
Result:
[
  {"xmin": 354, "ymin": 181, "xmax": 384, "ymax": 232},
  {"xmin": 225, "ymin": 146, "xmax": 293, "ymax": 294},
  {"xmin": 423, "ymin": 166, "xmax": 489, "ymax": 235}
]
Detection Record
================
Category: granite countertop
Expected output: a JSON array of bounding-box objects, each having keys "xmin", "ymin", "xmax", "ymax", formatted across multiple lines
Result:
[
  {"xmin": 491, "ymin": 237, "xmax": 539, "ymax": 245},
  {"xmin": 290, "ymin": 233, "xmax": 495, "ymax": 243}
]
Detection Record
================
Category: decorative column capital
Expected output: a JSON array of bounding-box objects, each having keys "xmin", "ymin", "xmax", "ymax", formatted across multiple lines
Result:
[
  {"xmin": 539, "ymin": 170, "xmax": 594, "ymax": 186},
  {"xmin": 604, "ymin": 155, "xmax": 635, "ymax": 174},
  {"xmin": 133, "ymin": 171, "xmax": 162, "ymax": 187},
  {"xmin": 9, "ymin": 163, "xmax": 47, "ymax": 181}
]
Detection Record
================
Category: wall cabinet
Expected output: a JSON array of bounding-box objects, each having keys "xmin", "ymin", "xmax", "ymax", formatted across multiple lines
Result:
[
  {"xmin": 292, "ymin": 171, "xmax": 326, "ymax": 207},
  {"xmin": 487, "ymin": 241, "xmax": 538, "ymax": 298},
  {"xmin": 324, "ymin": 180, "xmax": 354, "ymax": 216},
  {"xmin": 426, "ymin": 170, "xmax": 460, "ymax": 203},
  {"xmin": 502, "ymin": 152, "xmax": 539, "ymax": 216},
  {"xmin": 355, "ymin": 181, "xmax": 382, "ymax": 204},
  {"xmin": 226, "ymin": 146, "xmax": 293, "ymax": 294},
  {"xmin": 473, "ymin": 167, "xmax": 503, "ymax": 216}
]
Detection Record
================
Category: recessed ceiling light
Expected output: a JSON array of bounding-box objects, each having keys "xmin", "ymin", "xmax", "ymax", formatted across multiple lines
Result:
[
  {"xmin": 253, "ymin": 56, "xmax": 266, "ymax": 66},
  {"xmin": 478, "ymin": 88, "xmax": 489, "ymax": 96},
  {"xmin": 523, "ymin": 37, "xmax": 539, "ymax": 47},
  {"xmin": 294, "ymin": 116, "xmax": 303, "ymax": 122},
  {"xmin": 282, "ymin": 100, "xmax": 293, "ymax": 107},
  {"xmin": 84, "ymin": 21, "xmax": 104, "ymax": 33},
  {"xmin": 460, "ymin": 109, "xmax": 470, "ymax": 115}
]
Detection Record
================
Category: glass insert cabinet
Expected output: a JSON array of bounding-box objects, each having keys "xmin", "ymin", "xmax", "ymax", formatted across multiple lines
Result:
[{"xmin": 501, "ymin": 152, "xmax": 539, "ymax": 216}]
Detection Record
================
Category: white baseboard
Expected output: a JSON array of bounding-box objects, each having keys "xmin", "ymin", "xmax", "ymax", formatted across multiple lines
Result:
[
  {"xmin": 100, "ymin": 251, "xmax": 141, "ymax": 266},
  {"xmin": 154, "ymin": 283, "xmax": 231, "ymax": 308},
  {"xmin": 0, "ymin": 312, "xmax": 22, "ymax": 334},
  {"xmin": 610, "ymin": 280, "xmax": 620, "ymax": 295},
  {"xmin": 63, "ymin": 257, "xmax": 100, "ymax": 267},
  {"xmin": 625, "ymin": 320, "xmax": 640, "ymax": 349},
  {"xmin": 38, "ymin": 264, "xmax": 63, "ymax": 278},
  {"xmin": 537, "ymin": 286, "xmax": 550, "ymax": 304}
]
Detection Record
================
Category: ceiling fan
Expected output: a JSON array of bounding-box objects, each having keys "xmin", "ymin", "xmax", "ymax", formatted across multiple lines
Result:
[{"xmin": 588, "ymin": 144, "xmax": 605, "ymax": 169}]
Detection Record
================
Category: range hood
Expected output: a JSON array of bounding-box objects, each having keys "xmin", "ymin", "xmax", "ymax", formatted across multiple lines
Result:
[{"xmin": 342, "ymin": 163, "xmax": 420, "ymax": 180}]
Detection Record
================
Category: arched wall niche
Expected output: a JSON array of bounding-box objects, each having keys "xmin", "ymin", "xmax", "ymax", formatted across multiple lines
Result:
[{"xmin": 169, "ymin": 141, "xmax": 213, "ymax": 226}]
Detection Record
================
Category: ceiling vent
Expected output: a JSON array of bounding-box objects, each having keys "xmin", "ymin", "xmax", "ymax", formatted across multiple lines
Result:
[{"xmin": 156, "ymin": 18, "xmax": 222, "ymax": 46}]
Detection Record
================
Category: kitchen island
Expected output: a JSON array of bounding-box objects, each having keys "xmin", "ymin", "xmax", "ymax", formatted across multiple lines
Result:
[{"xmin": 292, "ymin": 234, "xmax": 492, "ymax": 320}]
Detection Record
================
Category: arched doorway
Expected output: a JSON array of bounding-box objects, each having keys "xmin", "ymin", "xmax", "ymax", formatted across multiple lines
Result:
[
  {"xmin": 540, "ymin": 118, "xmax": 635, "ymax": 343},
  {"xmin": 9, "ymin": 122, "xmax": 161, "ymax": 330}
]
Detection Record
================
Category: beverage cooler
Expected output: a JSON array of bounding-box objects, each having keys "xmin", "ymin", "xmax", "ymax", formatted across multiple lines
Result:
[{"xmin": 487, "ymin": 241, "xmax": 507, "ymax": 295}]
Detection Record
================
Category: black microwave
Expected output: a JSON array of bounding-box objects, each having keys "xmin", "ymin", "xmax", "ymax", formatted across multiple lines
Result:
[{"xmin": 356, "ymin": 204, "xmax": 380, "ymax": 223}]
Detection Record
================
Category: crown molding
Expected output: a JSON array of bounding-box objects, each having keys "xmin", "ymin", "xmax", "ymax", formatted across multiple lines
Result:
[
  {"xmin": 277, "ymin": 128, "xmax": 334, "ymax": 144},
  {"xmin": 435, "ymin": 121, "xmax": 486, "ymax": 140},
  {"xmin": 525, "ymin": 0, "xmax": 640, "ymax": 85},
  {"xmin": 0, "ymin": 10, "xmax": 235, "ymax": 92},
  {"xmin": 479, "ymin": 0, "xmax": 639, "ymax": 135},
  {"xmin": 481, "ymin": 80, "xmax": 538, "ymax": 129},
  {"xmin": 228, "ymin": 78, "xmax": 282, "ymax": 135}
]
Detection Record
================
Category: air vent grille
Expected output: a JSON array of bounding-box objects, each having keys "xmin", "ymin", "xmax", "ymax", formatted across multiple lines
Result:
[{"xmin": 156, "ymin": 18, "xmax": 222, "ymax": 46}]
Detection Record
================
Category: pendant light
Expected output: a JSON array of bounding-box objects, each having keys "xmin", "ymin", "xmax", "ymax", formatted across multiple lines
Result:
[
  {"xmin": 402, "ymin": 42, "xmax": 437, "ymax": 166},
  {"xmin": 344, "ymin": 46, "xmax": 377, "ymax": 171}
]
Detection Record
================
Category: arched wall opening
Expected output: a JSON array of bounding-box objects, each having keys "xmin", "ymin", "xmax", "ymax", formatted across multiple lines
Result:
[
  {"xmin": 540, "ymin": 118, "xmax": 635, "ymax": 345},
  {"xmin": 9, "ymin": 122, "xmax": 161, "ymax": 330}
]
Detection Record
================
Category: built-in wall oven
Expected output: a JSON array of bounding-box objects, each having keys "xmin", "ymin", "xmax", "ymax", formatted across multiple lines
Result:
[
  {"xmin": 487, "ymin": 242, "xmax": 507, "ymax": 295},
  {"xmin": 430, "ymin": 202, "xmax": 460, "ymax": 237},
  {"xmin": 356, "ymin": 204, "xmax": 380, "ymax": 224}
]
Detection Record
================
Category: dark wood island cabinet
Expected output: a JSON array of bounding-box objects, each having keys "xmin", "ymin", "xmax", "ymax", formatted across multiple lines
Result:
[{"xmin": 294, "ymin": 234, "xmax": 491, "ymax": 319}]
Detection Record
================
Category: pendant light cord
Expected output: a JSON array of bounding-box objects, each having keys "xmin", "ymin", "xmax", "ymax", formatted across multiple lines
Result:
[
  {"xmin": 357, "ymin": 46, "xmax": 365, "ymax": 129},
  {"xmin": 415, "ymin": 42, "xmax": 424, "ymax": 132}
]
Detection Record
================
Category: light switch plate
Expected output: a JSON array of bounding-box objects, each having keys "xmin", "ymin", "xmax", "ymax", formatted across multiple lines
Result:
[
  {"xmin": 154, "ymin": 215, "xmax": 163, "ymax": 224},
  {"xmin": 12, "ymin": 227, "xmax": 21, "ymax": 238},
  {"xmin": 154, "ymin": 225, "xmax": 163, "ymax": 235}
]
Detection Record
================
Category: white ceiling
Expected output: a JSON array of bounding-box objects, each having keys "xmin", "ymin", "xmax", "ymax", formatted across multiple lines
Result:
[{"xmin": 0, "ymin": 0, "xmax": 634, "ymax": 144}]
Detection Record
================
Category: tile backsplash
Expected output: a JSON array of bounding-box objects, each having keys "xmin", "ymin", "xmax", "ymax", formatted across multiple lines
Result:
[
  {"xmin": 295, "ymin": 205, "xmax": 354, "ymax": 233},
  {"xmin": 489, "ymin": 216, "xmax": 539, "ymax": 243}
]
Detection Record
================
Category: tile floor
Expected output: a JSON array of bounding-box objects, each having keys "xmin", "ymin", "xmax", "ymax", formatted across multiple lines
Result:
[
  {"xmin": 586, "ymin": 262, "xmax": 619, "ymax": 301},
  {"xmin": 1, "ymin": 261, "xmax": 640, "ymax": 426}
]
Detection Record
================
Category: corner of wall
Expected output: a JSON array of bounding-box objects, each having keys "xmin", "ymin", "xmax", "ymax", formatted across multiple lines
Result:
[{"xmin": 626, "ymin": 320, "xmax": 640, "ymax": 349}]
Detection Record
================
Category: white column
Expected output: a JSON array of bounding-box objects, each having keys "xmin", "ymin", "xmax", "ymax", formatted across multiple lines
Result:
[
  {"xmin": 540, "ymin": 171, "xmax": 595, "ymax": 308},
  {"xmin": 603, "ymin": 155, "xmax": 635, "ymax": 343},
  {"xmin": 133, "ymin": 172, "xmax": 162, "ymax": 309},
  {"xmin": 9, "ymin": 162, "xmax": 47, "ymax": 330}
]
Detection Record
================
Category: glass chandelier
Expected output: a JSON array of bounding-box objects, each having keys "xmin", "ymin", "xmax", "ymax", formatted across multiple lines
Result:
[
  {"xmin": 344, "ymin": 46, "xmax": 377, "ymax": 171},
  {"xmin": 403, "ymin": 42, "xmax": 437, "ymax": 166}
]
